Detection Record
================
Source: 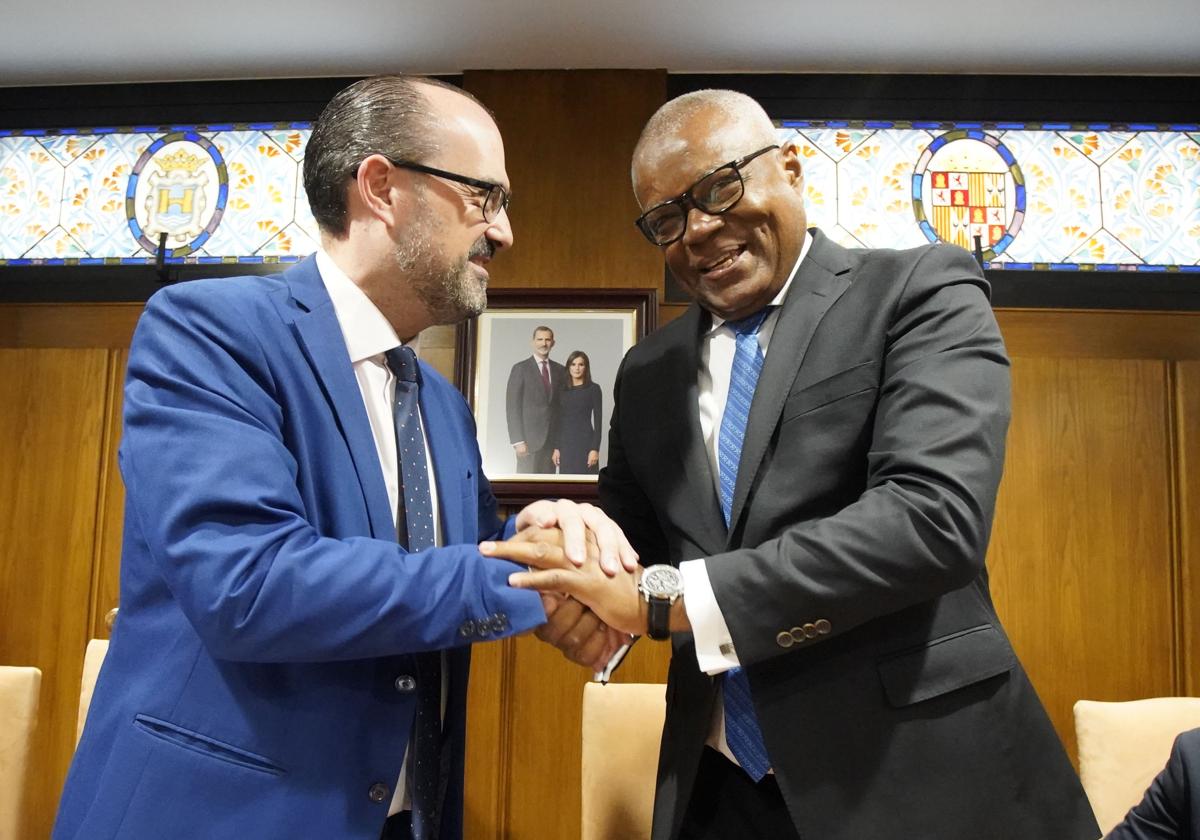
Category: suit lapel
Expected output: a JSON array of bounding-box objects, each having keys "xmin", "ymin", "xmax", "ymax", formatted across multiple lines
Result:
[
  {"xmin": 671, "ymin": 303, "xmax": 729, "ymax": 557},
  {"xmin": 286, "ymin": 258, "xmax": 397, "ymax": 542},
  {"xmin": 727, "ymin": 230, "xmax": 855, "ymax": 539}
]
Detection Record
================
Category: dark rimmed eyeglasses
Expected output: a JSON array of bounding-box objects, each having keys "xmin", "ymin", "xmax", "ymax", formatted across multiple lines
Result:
[
  {"xmin": 383, "ymin": 158, "xmax": 511, "ymax": 222},
  {"xmin": 634, "ymin": 144, "xmax": 779, "ymax": 246}
]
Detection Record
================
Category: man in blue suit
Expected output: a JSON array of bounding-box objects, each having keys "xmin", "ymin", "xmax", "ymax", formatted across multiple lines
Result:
[
  {"xmin": 54, "ymin": 75, "xmax": 630, "ymax": 840},
  {"xmin": 1108, "ymin": 727, "xmax": 1200, "ymax": 840}
]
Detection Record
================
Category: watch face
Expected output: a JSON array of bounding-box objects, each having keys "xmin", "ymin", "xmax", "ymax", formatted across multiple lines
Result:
[{"xmin": 642, "ymin": 566, "xmax": 681, "ymax": 598}]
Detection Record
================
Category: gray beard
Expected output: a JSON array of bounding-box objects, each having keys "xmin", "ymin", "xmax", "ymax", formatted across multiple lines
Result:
[{"xmin": 395, "ymin": 205, "xmax": 489, "ymax": 326}]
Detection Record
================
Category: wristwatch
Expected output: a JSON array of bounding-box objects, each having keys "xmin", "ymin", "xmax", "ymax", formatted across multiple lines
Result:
[{"xmin": 638, "ymin": 564, "xmax": 684, "ymax": 641}]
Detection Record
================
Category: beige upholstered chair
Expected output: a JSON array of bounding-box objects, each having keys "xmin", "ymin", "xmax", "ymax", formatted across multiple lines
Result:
[
  {"xmin": 0, "ymin": 665, "xmax": 42, "ymax": 840},
  {"xmin": 581, "ymin": 682, "xmax": 666, "ymax": 840},
  {"xmin": 76, "ymin": 638, "xmax": 110, "ymax": 745},
  {"xmin": 1074, "ymin": 696, "xmax": 1200, "ymax": 834}
]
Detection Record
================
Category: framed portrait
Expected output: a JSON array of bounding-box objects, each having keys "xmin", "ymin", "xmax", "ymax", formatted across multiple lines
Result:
[{"xmin": 456, "ymin": 288, "xmax": 657, "ymax": 505}]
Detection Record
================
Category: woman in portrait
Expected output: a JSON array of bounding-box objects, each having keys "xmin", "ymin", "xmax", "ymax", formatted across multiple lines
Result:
[{"xmin": 553, "ymin": 350, "xmax": 603, "ymax": 474}]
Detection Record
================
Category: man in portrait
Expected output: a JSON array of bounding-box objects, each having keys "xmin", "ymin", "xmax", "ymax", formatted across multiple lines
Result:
[{"xmin": 505, "ymin": 325, "xmax": 567, "ymax": 473}]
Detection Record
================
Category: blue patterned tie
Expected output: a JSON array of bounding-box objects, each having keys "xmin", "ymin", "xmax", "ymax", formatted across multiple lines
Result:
[
  {"xmin": 384, "ymin": 346, "xmax": 446, "ymax": 839},
  {"xmin": 716, "ymin": 308, "xmax": 773, "ymax": 783}
]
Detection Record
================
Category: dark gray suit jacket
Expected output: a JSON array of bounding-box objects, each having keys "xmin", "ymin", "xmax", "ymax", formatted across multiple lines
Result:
[
  {"xmin": 1107, "ymin": 728, "xmax": 1200, "ymax": 840},
  {"xmin": 505, "ymin": 355, "xmax": 567, "ymax": 453},
  {"xmin": 599, "ymin": 229, "xmax": 1099, "ymax": 840}
]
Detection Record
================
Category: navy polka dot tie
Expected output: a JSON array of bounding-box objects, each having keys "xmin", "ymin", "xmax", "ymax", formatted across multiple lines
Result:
[
  {"xmin": 716, "ymin": 309, "xmax": 773, "ymax": 782},
  {"xmin": 384, "ymin": 346, "xmax": 446, "ymax": 838}
]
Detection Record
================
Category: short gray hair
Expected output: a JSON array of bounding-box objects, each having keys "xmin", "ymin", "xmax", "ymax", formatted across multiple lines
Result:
[
  {"xmin": 302, "ymin": 75, "xmax": 490, "ymax": 236},
  {"xmin": 632, "ymin": 90, "xmax": 777, "ymax": 193}
]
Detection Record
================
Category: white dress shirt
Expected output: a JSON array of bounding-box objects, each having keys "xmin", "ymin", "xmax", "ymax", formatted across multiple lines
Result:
[
  {"xmin": 677, "ymin": 232, "xmax": 811, "ymax": 764},
  {"xmin": 315, "ymin": 250, "xmax": 445, "ymax": 816}
]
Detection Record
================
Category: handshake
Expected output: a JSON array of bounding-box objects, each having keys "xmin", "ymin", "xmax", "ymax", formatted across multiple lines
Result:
[{"xmin": 479, "ymin": 499, "xmax": 655, "ymax": 671}]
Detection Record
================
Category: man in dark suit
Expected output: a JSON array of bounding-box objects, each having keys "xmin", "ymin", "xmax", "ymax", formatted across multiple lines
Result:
[
  {"xmin": 496, "ymin": 89, "xmax": 1100, "ymax": 839},
  {"xmin": 54, "ymin": 75, "xmax": 630, "ymax": 840},
  {"xmin": 1108, "ymin": 728, "xmax": 1200, "ymax": 840},
  {"xmin": 506, "ymin": 325, "xmax": 567, "ymax": 473}
]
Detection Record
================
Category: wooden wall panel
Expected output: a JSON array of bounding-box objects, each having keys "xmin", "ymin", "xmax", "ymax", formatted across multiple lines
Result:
[
  {"xmin": 459, "ymin": 69, "xmax": 669, "ymax": 839},
  {"xmin": 988, "ymin": 356, "xmax": 1178, "ymax": 762},
  {"xmin": 1177, "ymin": 361, "xmax": 1200, "ymax": 695},
  {"xmin": 0, "ymin": 349, "xmax": 112, "ymax": 839},
  {"xmin": 88, "ymin": 349, "xmax": 127, "ymax": 640},
  {"xmin": 463, "ymin": 70, "xmax": 667, "ymax": 296},
  {"xmin": 0, "ymin": 303, "xmax": 140, "ymax": 348}
]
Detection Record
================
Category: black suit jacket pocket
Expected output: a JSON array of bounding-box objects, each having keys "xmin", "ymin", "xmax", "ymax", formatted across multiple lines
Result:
[
  {"xmin": 782, "ymin": 361, "xmax": 878, "ymax": 422},
  {"xmin": 876, "ymin": 624, "xmax": 1015, "ymax": 708}
]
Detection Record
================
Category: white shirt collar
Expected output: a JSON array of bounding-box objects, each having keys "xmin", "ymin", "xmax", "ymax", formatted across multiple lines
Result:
[
  {"xmin": 315, "ymin": 249, "xmax": 416, "ymax": 361},
  {"xmin": 707, "ymin": 230, "xmax": 812, "ymax": 335}
]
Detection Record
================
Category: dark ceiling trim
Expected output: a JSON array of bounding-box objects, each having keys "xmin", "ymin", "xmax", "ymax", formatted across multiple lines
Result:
[
  {"xmin": 667, "ymin": 73, "xmax": 1200, "ymax": 123},
  {"xmin": 0, "ymin": 75, "xmax": 465, "ymax": 130}
]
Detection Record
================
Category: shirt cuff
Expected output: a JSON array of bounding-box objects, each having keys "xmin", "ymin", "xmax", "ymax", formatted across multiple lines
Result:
[{"xmin": 680, "ymin": 559, "xmax": 740, "ymax": 674}]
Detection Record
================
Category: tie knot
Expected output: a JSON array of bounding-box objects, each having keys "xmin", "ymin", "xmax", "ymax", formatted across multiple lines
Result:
[
  {"xmin": 725, "ymin": 307, "xmax": 772, "ymax": 337},
  {"xmin": 385, "ymin": 345, "xmax": 421, "ymax": 384}
]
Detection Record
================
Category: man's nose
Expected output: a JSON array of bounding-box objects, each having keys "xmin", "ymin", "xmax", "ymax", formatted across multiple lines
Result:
[
  {"xmin": 680, "ymin": 205, "xmax": 722, "ymax": 245},
  {"xmin": 487, "ymin": 205, "xmax": 514, "ymax": 251}
]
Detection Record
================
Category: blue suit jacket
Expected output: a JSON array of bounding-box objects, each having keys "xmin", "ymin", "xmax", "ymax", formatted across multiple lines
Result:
[
  {"xmin": 1108, "ymin": 727, "xmax": 1200, "ymax": 840},
  {"xmin": 54, "ymin": 257, "xmax": 545, "ymax": 840}
]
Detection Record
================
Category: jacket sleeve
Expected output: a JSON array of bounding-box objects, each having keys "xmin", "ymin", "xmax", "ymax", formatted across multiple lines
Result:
[
  {"xmin": 599, "ymin": 356, "xmax": 669, "ymax": 566},
  {"xmin": 119, "ymin": 284, "xmax": 545, "ymax": 663},
  {"xmin": 1104, "ymin": 728, "xmax": 1195, "ymax": 840}
]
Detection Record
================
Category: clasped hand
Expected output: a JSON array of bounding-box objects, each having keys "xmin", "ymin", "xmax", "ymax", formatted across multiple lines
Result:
[
  {"xmin": 486, "ymin": 499, "xmax": 645, "ymax": 670},
  {"xmin": 482, "ymin": 527, "xmax": 646, "ymax": 638}
]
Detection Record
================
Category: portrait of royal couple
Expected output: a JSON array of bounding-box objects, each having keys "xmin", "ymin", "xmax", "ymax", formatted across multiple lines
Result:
[{"xmin": 504, "ymin": 324, "xmax": 603, "ymax": 475}]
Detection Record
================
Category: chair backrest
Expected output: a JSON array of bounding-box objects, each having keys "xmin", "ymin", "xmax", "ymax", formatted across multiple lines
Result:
[
  {"xmin": 76, "ymin": 638, "xmax": 110, "ymax": 745},
  {"xmin": 0, "ymin": 665, "xmax": 42, "ymax": 840},
  {"xmin": 581, "ymin": 682, "xmax": 666, "ymax": 840},
  {"xmin": 1074, "ymin": 696, "xmax": 1200, "ymax": 833}
]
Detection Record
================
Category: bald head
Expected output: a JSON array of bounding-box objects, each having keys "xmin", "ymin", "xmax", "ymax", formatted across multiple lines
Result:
[{"xmin": 632, "ymin": 90, "xmax": 778, "ymax": 197}]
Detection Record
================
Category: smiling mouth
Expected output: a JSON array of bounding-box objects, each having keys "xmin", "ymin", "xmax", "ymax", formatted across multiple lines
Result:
[{"xmin": 697, "ymin": 246, "xmax": 746, "ymax": 278}]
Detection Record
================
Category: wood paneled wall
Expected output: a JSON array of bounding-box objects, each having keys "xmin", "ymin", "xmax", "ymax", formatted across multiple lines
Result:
[
  {"xmin": 457, "ymin": 69, "xmax": 671, "ymax": 840},
  {"xmin": 1, "ymin": 71, "xmax": 1198, "ymax": 840},
  {"xmin": 988, "ymin": 311, "xmax": 1200, "ymax": 764}
]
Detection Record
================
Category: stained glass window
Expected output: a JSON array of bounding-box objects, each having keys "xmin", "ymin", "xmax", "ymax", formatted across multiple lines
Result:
[
  {"xmin": 781, "ymin": 120, "xmax": 1200, "ymax": 273},
  {"xmin": 0, "ymin": 123, "xmax": 315, "ymax": 266},
  {"xmin": 1, "ymin": 118, "xmax": 1197, "ymax": 274}
]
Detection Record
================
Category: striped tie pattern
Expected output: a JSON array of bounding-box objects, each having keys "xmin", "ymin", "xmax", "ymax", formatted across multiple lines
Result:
[{"xmin": 716, "ymin": 308, "xmax": 773, "ymax": 782}]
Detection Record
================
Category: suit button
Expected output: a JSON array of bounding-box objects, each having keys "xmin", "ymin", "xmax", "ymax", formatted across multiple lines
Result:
[
  {"xmin": 776, "ymin": 631, "xmax": 794, "ymax": 648},
  {"xmin": 803, "ymin": 623, "xmax": 819, "ymax": 639},
  {"xmin": 394, "ymin": 675, "xmax": 417, "ymax": 693},
  {"xmin": 815, "ymin": 619, "xmax": 832, "ymax": 635},
  {"xmin": 368, "ymin": 782, "xmax": 390, "ymax": 803},
  {"xmin": 789, "ymin": 626, "xmax": 807, "ymax": 644},
  {"xmin": 459, "ymin": 620, "xmax": 476, "ymax": 638}
]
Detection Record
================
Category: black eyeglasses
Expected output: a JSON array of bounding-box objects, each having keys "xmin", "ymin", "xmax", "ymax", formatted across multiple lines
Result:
[
  {"xmin": 385, "ymin": 158, "xmax": 511, "ymax": 222},
  {"xmin": 634, "ymin": 145, "xmax": 779, "ymax": 246}
]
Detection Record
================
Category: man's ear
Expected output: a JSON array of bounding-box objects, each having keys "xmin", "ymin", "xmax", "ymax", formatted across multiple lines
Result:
[
  {"xmin": 352, "ymin": 154, "xmax": 412, "ymax": 228},
  {"xmin": 780, "ymin": 141, "xmax": 805, "ymax": 197}
]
